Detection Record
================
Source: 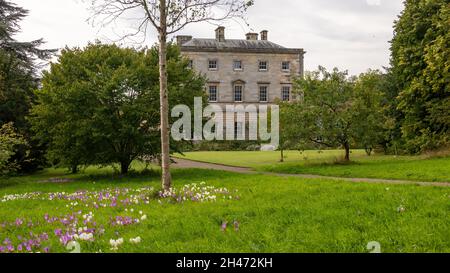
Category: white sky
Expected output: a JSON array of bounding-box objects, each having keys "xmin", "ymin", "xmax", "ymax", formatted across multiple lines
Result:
[{"xmin": 13, "ymin": 0, "xmax": 404, "ymax": 76}]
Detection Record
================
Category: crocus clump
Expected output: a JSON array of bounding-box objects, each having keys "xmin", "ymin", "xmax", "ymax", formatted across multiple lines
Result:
[
  {"xmin": 0, "ymin": 182, "xmax": 238, "ymax": 253},
  {"xmin": 158, "ymin": 182, "xmax": 238, "ymax": 203}
]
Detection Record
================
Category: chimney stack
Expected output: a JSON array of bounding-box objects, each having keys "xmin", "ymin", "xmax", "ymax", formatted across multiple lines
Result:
[
  {"xmin": 176, "ymin": 35, "xmax": 192, "ymax": 45},
  {"xmin": 246, "ymin": 33, "xmax": 259, "ymax": 41},
  {"xmin": 215, "ymin": 26, "xmax": 225, "ymax": 42},
  {"xmin": 260, "ymin": 30, "xmax": 268, "ymax": 41}
]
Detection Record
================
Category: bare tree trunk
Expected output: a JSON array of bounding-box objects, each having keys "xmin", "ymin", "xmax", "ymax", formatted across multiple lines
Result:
[
  {"xmin": 159, "ymin": 0, "xmax": 172, "ymax": 191},
  {"xmin": 280, "ymin": 148, "xmax": 284, "ymax": 162}
]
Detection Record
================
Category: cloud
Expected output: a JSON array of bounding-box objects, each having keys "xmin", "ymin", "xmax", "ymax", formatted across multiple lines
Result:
[{"xmin": 13, "ymin": 0, "xmax": 404, "ymax": 75}]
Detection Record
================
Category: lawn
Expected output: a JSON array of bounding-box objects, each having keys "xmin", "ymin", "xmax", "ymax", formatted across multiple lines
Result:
[
  {"xmin": 176, "ymin": 150, "xmax": 450, "ymax": 182},
  {"xmin": 0, "ymin": 166, "xmax": 449, "ymax": 253}
]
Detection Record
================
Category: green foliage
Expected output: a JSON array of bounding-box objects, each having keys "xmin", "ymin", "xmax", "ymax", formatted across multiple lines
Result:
[
  {"xmin": 352, "ymin": 70, "xmax": 388, "ymax": 155},
  {"xmin": 29, "ymin": 43, "xmax": 205, "ymax": 174},
  {"xmin": 391, "ymin": 0, "xmax": 449, "ymax": 153},
  {"xmin": 0, "ymin": 122, "xmax": 27, "ymax": 175},
  {"xmin": 0, "ymin": 0, "xmax": 55, "ymax": 173},
  {"xmin": 287, "ymin": 67, "xmax": 358, "ymax": 160}
]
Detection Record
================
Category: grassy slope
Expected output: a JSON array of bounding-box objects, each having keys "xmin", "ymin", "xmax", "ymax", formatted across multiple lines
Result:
[
  {"xmin": 1, "ymin": 168, "xmax": 449, "ymax": 253},
  {"xmin": 176, "ymin": 151, "xmax": 450, "ymax": 182}
]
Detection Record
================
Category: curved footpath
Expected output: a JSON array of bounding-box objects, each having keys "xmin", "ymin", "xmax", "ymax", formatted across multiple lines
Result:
[{"xmin": 172, "ymin": 158, "xmax": 450, "ymax": 188}]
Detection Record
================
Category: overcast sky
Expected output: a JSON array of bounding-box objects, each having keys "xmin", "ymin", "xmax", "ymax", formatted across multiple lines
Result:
[{"xmin": 14, "ymin": 0, "xmax": 404, "ymax": 76}]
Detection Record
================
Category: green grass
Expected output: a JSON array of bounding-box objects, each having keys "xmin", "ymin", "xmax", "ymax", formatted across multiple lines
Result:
[
  {"xmin": 1, "ymin": 167, "xmax": 449, "ymax": 253},
  {"xmin": 177, "ymin": 150, "xmax": 364, "ymax": 168},
  {"xmin": 176, "ymin": 151, "xmax": 450, "ymax": 182}
]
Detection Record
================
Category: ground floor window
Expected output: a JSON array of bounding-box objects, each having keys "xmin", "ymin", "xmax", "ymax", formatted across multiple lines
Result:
[
  {"xmin": 259, "ymin": 86, "xmax": 268, "ymax": 102},
  {"xmin": 209, "ymin": 85, "xmax": 217, "ymax": 102},
  {"xmin": 282, "ymin": 86, "xmax": 291, "ymax": 101},
  {"xmin": 234, "ymin": 85, "xmax": 243, "ymax": 102},
  {"xmin": 234, "ymin": 122, "xmax": 243, "ymax": 139}
]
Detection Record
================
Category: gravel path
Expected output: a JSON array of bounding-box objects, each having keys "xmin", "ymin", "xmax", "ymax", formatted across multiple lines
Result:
[{"xmin": 172, "ymin": 158, "xmax": 450, "ymax": 187}]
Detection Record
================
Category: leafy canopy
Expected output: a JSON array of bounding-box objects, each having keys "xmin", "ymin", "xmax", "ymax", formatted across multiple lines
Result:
[
  {"xmin": 391, "ymin": 0, "xmax": 449, "ymax": 152},
  {"xmin": 30, "ymin": 43, "xmax": 205, "ymax": 174}
]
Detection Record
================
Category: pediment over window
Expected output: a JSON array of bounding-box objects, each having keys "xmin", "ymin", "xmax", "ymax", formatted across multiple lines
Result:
[{"xmin": 232, "ymin": 79, "xmax": 246, "ymax": 85}]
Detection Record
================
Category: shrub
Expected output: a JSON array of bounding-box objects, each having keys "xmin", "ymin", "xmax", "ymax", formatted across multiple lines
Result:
[{"xmin": 0, "ymin": 123, "xmax": 27, "ymax": 176}]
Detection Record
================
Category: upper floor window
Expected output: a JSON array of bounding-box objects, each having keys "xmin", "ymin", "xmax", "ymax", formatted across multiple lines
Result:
[
  {"xmin": 208, "ymin": 60, "xmax": 218, "ymax": 70},
  {"xmin": 282, "ymin": 61, "xmax": 290, "ymax": 71},
  {"xmin": 233, "ymin": 60, "xmax": 242, "ymax": 70},
  {"xmin": 209, "ymin": 85, "xmax": 218, "ymax": 102},
  {"xmin": 259, "ymin": 61, "xmax": 268, "ymax": 71},
  {"xmin": 234, "ymin": 85, "xmax": 243, "ymax": 102},
  {"xmin": 282, "ymin": 86, "xmax": 291, "ymax": 101},
  {"xmin": 259, "ymin": 86, "xmax": 268, "ymax": 102}
]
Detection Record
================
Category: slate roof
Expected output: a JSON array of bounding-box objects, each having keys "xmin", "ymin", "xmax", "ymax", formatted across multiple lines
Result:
[{"xmin": 180, "ymin": 38, "xmax": 303, "ymax": 54}]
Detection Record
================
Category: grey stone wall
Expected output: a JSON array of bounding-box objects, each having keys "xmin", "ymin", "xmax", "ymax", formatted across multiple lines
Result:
[{"xmin": 181, "ymin": 51, "xmax": 304, "ymax": 106}]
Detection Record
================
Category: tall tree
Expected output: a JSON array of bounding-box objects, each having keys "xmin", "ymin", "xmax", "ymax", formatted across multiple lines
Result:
[
  {"xmin": 88, "ymin": 0, "xmax": 253, "ymax": 190},
  {"xmin": 391, "ymin": 0, "xmax": 449, "ymax": 153},
  {"xmin": 291, "ymin": 67, "xmax": 392, "ymax": 161},
  {"xmin": 30, "ymin": 43, "xmax": 205, "ymax": 175},
  {"xmin": 0, "ymin": 0, "xmax": 54, "ymax": 172},
  {"xmin": 292, "ymin": 67, "xmax": 357, "ymax": 161},
  {"xmin": 353, "ymin": 70, "xmax": 388, "ymax": 156}
]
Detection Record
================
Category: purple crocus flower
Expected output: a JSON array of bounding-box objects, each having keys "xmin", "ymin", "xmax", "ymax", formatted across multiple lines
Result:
[
  {"xmin": 54, "ymin": 229, "xmax": 62, "ymax": 236},
  {"xmin": 221, "ymin": 221, "xmax": 228, "ymax": 232},
  {"xmin": 15, "ymin": 218, "xmax": 23, "ymax": 226}
]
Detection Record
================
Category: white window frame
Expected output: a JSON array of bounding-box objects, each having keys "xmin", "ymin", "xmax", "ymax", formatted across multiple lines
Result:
[
  {"xmin": 282, "ymin": 61, "xmax": 290, "ymax": 72},
  {"xmin": 234, "ymin": 122, "xmax": 244, "ymax": 139},
  {"xmin": 233, "ymin": 60, "xmax": 243, "ymax": 71},
  {"xmin": 208, "ymin": 59, "xmax": 218, "ymax": 70},
  {"xmin": 208, "ymin": 85, "xmax": 218, "ymax": 102},
  {"xmin": 259, "ymin": 86, "xmax": 268, "ymax": 102},
  {"xmin": 258, "ymin": 61, "xmax": 268, "ymax": 71},
  {"xmin": 282, "ymin": 86, "xmax": 291, "ymax": 101},
  {"xmin": 234, "ymin": 85, "xmax": 243, "ymax": 102}
]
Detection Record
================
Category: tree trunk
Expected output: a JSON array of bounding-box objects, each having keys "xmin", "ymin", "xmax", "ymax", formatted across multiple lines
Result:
[
  {"xmin": 280, "ymin": 148, "xmax": 284, "ymax": 162},
  {"xmin": 71, "ymin": 165, "xmax": 78, "ymax": 174},
  {"xmin": 159, "ymin": 0, "xmax": 172, "ymax": 191},
  {"xmin": 344, "ymin": 142, "xmax": 350, "ymax": 162},
  {"xmin": 120, "ymin": 161, "xmax": 130, "ymax": 175}
]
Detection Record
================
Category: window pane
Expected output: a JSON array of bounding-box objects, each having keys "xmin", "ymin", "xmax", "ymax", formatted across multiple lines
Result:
[
  {"xmin": 282, "ymin": 61, "xmax": 290, "ymax": 70},
  {"xmin": 282, "ymin": 86, "xmax": 290, "ymax": 101},
  {"xmin": 234, "ymin": 85, "xmax": 242, "ymax": 102},
  {"xmin": 259, "ymin": 61, "xmax": 267, "ymax": 71},
  {"xmin": 259, "ymin": 86, "xmax": 268, "ymax": 102},
  {"xmin": 234, "ymin": 122, "xmax": 243, "ymax": 139},
  {"xmin": 233, "ymin": 61, "xmax": 242, "ymax": 70},
  {"xmin": 209, "ymin": 86, "xmax": 217, "ymax": 102},
  {"xmin": 208, "ymin": 60, "xmax": 217, "ymax": 69}
]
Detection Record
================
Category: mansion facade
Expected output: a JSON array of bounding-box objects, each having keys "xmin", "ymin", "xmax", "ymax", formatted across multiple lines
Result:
[{"xmin": 177, "ymin": 27, "xmax": 305, "ymax": 107}]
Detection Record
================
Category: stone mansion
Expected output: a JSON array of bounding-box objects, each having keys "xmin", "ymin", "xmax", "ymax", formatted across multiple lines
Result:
[{"xmin": 177, "ymin": 27, "xmax": 305, "ymax": 107}]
